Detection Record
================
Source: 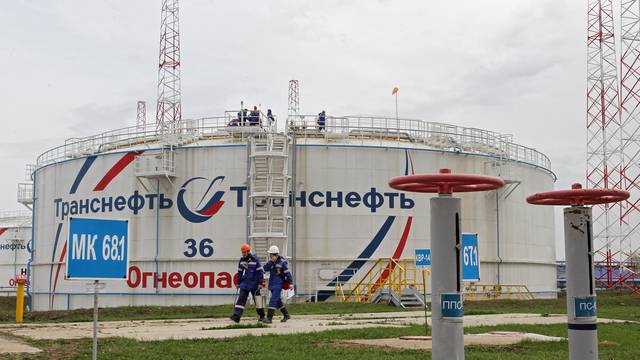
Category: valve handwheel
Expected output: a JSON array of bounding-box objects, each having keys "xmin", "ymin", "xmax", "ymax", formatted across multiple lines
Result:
[
  {"xmin": 388, "ymin": 168, "xmax": 505, "ymax": 194},
  {"xmin": 526, "ymin": 183, "xmax": 629, "ymax": 206}
]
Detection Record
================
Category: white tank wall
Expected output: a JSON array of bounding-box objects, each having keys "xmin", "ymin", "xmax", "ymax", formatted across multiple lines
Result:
[
  {"xmin": 294, "ymin": 140, "xmax": 556, "ymax": 298},
  {"xmin": 0, "ymin": 223, "xmax": 30, "ymax": 296},
  {"xmin": 31, "ymin": 139, "xmax": 556, "ymax": 310}
]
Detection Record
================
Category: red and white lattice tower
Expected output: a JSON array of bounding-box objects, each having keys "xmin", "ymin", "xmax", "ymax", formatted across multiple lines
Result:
[
  {"xmin": 586, "ymin": 0, "xmax": 623, "ymax": 289},
  {"xmin": 618, "ymin": 0, "xmax": 640, "ymax": 293},
  {"xmin": 136, "ymin": 101, "xmax": 146, "ymax": 129},
  {"xmin": 287, "ymin": 80, "xmax": 300, "ymax": 125},
  {"xmin": 156, "ymin": 0, "xmax": 181, "ymax": 133}
]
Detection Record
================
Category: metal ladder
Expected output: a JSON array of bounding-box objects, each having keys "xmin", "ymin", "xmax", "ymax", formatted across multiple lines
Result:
[{"xmin": 248, "ymin": 130, "xmax": 291, "ymax": 263}]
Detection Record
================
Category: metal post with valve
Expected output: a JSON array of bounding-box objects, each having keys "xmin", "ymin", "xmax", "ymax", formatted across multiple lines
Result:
[
  {"xmin": 527, "ymin": 183, "xmax": 629, "ymax": 360},
  {"xmin": 389, "ymin": 168, "xmax": 504, "ymax": 360}
]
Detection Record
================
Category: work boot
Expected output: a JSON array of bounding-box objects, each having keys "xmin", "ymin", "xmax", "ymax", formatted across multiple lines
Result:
[
  {"xmin": 262, "ymin": 309, "xmax": 275, "ymax": 324},
  {"xmin": 230, "ymin": 314, "xmax": 240, "ymax": 323},
  {"xmin": 280, "ymin": 307, "xmax": 291, "ymax": 322},
  {"xmin": 256, "ymin": 308, "xmax": 265, "ymax": 322}
]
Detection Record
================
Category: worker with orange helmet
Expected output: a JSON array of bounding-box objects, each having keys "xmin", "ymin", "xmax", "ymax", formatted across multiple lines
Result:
[{"xmin": 230, "ymin": 243, "xmax": 265, "ymax": 322}]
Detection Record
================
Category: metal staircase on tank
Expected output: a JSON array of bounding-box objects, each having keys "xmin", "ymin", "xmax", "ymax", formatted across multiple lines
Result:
[
  {"xmin": 336, "ymin": 258, "xmax": 430, "ymax": 307},
  {"xmin": 248, "ymin": 130, "xmax": 291, "ymax": 263}
]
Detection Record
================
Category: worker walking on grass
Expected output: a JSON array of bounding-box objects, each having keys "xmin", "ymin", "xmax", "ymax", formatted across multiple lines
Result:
[
  {"xmin": 230, "ymin": 244, "xmax": 266, "ymax": 323},
  {"xmin": 262, "ymin": 245, "xmax": 293, "ymax": 323}
]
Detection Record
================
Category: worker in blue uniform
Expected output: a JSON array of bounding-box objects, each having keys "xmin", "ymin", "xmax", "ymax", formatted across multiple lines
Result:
[
  {"xmin": 230, "ymin": 244, "xmax": 265, "ymax": 322},
  {"xmin": 262, "ymin": 245, "xmax": 293, "ymax": 323},
  {"xmin": 317, "ymin": 110, "xmax": 326, "ymax": 131}
]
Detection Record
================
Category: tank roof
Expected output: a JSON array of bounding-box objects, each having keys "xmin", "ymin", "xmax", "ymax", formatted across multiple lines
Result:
[{"xmin": 35, "ymin": 114, "xmax": 553, "ymax": 177}]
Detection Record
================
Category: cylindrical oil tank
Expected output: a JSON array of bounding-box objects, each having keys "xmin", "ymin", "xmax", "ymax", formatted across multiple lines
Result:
[
  {"xmin": 0, "ymin": 212, "xmax": 31, "ymax": 296},
  {"xmin": 30, "ymin": 116, "xmax": 556, "ymax": 310}
]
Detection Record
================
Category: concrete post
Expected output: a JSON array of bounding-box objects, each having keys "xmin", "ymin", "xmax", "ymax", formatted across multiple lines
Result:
[
  {"xmin": 431, "ymin": 195, "xmax": 464, "ymax": 360},
  {"xmin": 564, "ymin": 206, "xmax": 598, "ymax": 360}
]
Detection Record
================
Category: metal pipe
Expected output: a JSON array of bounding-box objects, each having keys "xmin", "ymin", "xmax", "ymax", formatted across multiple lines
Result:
[
  {"xmin": 564, "ymin": 206, "xmax": 598, "ymax": 360},
  {"xmin": 92, "ymin": 280, "xmax": 98, "ymax": 360},
  {"xmin": 496, "ymin": 190, "xmax": 502, "ymax": 284},
  {"xmin": 291, "ymin": 133, "xmax": 297, "ymax": 279},
  {"xmin": 245, "ymin": 138, "xmax": 251, "ymax": 246},
  {"xmin": 155, "ymin": 178, "xmax": 160, "ymax": 294},
  {"xmin": 430, "ymin": 195, "xmax": 464, "ymax": 360},
  {"xmin": 27, "ymin": 171, "xmax": 36, "ymax": 311}
]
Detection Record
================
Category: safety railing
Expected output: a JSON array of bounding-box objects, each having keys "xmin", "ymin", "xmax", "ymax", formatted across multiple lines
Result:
[
  {"xmin": 0, "ymin": 210, "xmax": 31, "ymax": 219},
  {"xmin": 463, "ymin": 283, "xmax": 535, "ymax": 300},
  {"xmin": 135, "ymin": 146, "xmax": 176, "ymax": 178},
  {"xmin": 37, "ymin": 114, "xmax": 551, "ymax": 173},
  {"xmin": 336, "ymin": 258, "xmax": 429, "ymax": 303},
  {"xmin": 17, "ymin": 183, "xmax": 33, "ymax": 205},
  {"xmin": 288, "ymin": 115, "xmax": 551, "ymax": 171},
  {"xmin": 0, "ymin": 211, "xmax": 32, "ymax": 229},
  {"xmin": 38, "ymin": 117, "xmax": 230, "ymax": 166}
]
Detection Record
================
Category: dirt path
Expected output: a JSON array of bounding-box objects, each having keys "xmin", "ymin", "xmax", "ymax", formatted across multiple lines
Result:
[
  {"xmin": 340, "ymin": 332, "xmax": 565, "ymax": 350},
  {"xmin": 0, "ymin": 311, "xmax": 624, "ymax": 342},
  {"xmin": 0, "ymin": 334, "xmax": 41, "ymax": 354}
]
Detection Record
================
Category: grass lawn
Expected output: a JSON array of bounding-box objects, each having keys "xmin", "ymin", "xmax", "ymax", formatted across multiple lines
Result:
[
  {"xmin": 465, "ymin": 292, "xmax": 640, "ymax": 322},
  {"xmin": 0, "ymin": 297, "xmax": 411, "ymax": 323},
  {"xmin": 3, "ymin": 291, "xmax": 638, "ymax": 323},
  {"xmin": 1, "ymin": 291, "xmax": 638, "ymax": 359},
  {"xmin": 3, "ymin": 322, "xmax": 639, "ymax": 360}
]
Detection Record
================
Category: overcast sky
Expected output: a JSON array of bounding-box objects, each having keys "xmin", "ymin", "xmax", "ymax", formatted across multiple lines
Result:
[{"xmin": 0, "ymin": 0, "xmax": 588, "ymax": 259}]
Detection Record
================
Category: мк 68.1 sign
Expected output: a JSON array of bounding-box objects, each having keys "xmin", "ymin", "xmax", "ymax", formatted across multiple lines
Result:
[{"xmin": 66, "ymin": 218, "xmax": 129, "ymax": 280}]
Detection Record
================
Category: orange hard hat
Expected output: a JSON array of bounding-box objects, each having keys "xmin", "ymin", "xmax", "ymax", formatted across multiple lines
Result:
[{"xmin": 240, "ymin": 244, "xmax": 251, "ymax": 252}]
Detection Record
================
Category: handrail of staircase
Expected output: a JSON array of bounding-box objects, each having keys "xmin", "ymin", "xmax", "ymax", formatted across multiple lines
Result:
[
  {"xmin": 340, "ymin": 258, "xmax": 384, "ymax": 303},
  {"xmin": 340, "ymin": 257, "xmax": 433, "ymax": 303}
]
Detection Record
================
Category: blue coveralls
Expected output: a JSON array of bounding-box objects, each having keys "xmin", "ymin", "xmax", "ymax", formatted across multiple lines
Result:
[
  {"xmin": 317, "ymin": 112, "xmax": 326, "ymax": 131},
  {"xmin": 232, "ymin": 253, "xmax": 264, "ymax": 318},
  {"xmin": 263, "ymin": 256, "xmax": 294, "ymax": 311}
]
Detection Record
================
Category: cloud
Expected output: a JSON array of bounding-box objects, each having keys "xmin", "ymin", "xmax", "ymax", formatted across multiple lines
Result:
[{"xmin": 0, "ymin": 0, "xmax": 600, "ymax": 261}]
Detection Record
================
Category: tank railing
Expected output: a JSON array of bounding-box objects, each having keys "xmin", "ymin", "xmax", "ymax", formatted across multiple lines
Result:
[
  {"xmin": 0, "ymin": 210, "xmax": 32, "ymax": 220},
  {"xmin": 37, "ymin": 114, "xmax": 551, "ymax": 172},
  {"xmin": 463, "ymin": 283, "xmax": 535, "ymax": 300},
  {"xmin": 17, "ymin": 183, "xmax": 34, "ymax": 205},
  {"xmin": 37, "ymin": 116, "xmax": 235, "ymax": 166},
  {"xmin": 288, "ymin": 115, "xmax": 551, "ymax": 171}
]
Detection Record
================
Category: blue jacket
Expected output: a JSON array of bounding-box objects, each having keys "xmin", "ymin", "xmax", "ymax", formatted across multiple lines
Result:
[
  {"xmin": 237, "ymin": 253, "xmax": 264, "ymax": 291},
  {"xmin": 264, "ymin": 256, "xmax": 294, "ymax": 290}
]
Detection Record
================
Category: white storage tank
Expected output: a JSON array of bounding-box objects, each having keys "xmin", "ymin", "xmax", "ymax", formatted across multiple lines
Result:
[
  {"xmin": 29, "ymin": 115, "xmax": 556, "ymax": 310},
  {"xmin": 0, "ymin": 211, "xmax": 31, "ymax": 296}
]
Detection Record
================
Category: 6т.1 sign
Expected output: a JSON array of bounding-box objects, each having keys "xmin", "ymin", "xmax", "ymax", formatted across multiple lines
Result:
[
  {"xmin": 462, "ymin": 233, "xmax": 480, "ymax": 282},
  {"xmin": 66, "ymin": 217, "xmax": 129, "ymax": 280}
]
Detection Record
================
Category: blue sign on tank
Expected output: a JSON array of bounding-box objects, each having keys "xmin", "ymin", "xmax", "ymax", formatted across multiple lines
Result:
[
  {"xmin": 415, "ymin": 248, "xmax": 431, "ymax": 267},
  {"xmin": 66, "ymin": 217, "xmax": 129, "ymax": 280},
  {"xmin": 441, "ymin": 293, "xmax": 464, "ymax": 318},
  {"xmin": 462, "ymin": 233, "xmax": 480, "ymax": 282},
  {"xmin": 574, "ymin": 296, "xmax": 597, "ymax": 318}
]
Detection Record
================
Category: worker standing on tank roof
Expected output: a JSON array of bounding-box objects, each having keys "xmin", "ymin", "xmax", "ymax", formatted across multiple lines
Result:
[
  {"xmin": 317, "ymin": 110, "xmax": 326, "ymax": 131},
  {"xmin": 262, "ymin": 245, "xmax": 293, "ymax": 323},
  {"xmin": 230, "ymin": 244, "xmax": 265, "ymax": 322}
]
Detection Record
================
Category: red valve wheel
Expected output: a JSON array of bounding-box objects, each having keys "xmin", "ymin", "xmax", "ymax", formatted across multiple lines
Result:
[
  {"xmin": 526, "ymin": 183, "xmax": 629, "ymax": 206},
  {"xmin": 388, "ymin": 168, "xmax": 505, "ymax": 194}
]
